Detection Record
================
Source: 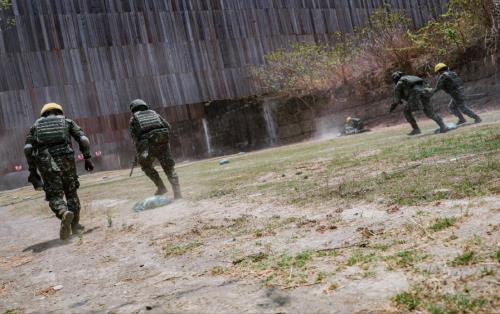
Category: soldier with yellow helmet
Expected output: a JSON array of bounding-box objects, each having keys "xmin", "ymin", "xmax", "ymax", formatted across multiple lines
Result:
[
  {"xmin": 343, "ymin": 116, "xmax": 367, "ymax": 135},
  {"xmin": 24, "ymin": 103, "xmax": 94, "ymax": 240},
  {"xmin": 433, "ymin": 63, "xmax": 482, "ymax": 124}
]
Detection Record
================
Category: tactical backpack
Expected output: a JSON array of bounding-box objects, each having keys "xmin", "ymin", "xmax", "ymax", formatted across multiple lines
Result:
[
  {"xmin": 400, "ymin": 75, "xmax": 424, "ymax": 88},
  {"xmin": 441, "ymin": 71, "xmax": 463, "ymax": 93},
  {"xmin": 34, "ymin": 115, "xmax": 69, "ymax": 147},
  {"xmin": 133, "ymin": 110, "xmax": 165, "ymax": 136}
]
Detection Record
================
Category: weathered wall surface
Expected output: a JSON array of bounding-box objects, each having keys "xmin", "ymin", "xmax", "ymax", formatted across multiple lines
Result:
[{"xmin": 0, "ymin": 0, "xmax": 450, "ymax": 189}]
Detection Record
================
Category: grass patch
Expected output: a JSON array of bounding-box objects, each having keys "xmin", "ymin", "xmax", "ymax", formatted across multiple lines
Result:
[
  {"xmin": 347, "ymin": 251, "xmax": 377, "ymax": 266},
  {"xmin": 387, "ymin": 249, "xmax": 428, "ymax": 268},
  {"xmin": 163, "ymin": 241, "xmax": 203, "ymax": 257},
  {"xmin": 394, "ymin": 287, "xmax": 492, "ymax": 313},
  {"xmin": 429, "ymin": 217, "xmax": 457, "ymax": 232},
  {"xmin": 394, "ymin": 291, "xmax": 422, "ymax": 311},
  {"xmin": 450, "ymin": 251, "xmax": 477, "ymax": 266}
]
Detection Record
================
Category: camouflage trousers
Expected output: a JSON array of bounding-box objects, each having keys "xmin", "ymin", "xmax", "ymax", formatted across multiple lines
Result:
[
  {"xmin": 448, "ymin": 89, "xmax": 480, "ymax": 121},
  {"xmin": 137, "ymin": 139, "xmax": 179, "ymax": 190},
  {"xmin": 37, "ymin": 152, "xmax": 80, "ymax": 223},
  {"xmin": 404, "ymin": 87, "xmax": 447, "ymax": 131}
]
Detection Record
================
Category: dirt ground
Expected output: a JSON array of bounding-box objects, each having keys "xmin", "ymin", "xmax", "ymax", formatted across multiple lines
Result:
[{"xmin": 1, "ymin": 111, "xmax": 499, "ymax": 314}]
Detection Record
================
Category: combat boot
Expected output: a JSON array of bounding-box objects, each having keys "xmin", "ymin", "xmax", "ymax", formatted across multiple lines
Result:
[
  {"xmin": 173, "ymin": 184, "xmax": 182, "ymax": 199},
  {"xmin": 474, "ymin": 117, "xmax": 482, "ymax": 124},
  {"xmin": 168, "ymin": 177, "xmax": 182, "ymax": 199},
  {"xmin": 408, "ymin": 128, "xmax": 421, "ymax": 136},
  {"xmin": 60, "ymin": 211, "xmax": 74, "ymax": 240},
  {"xmin": 155, "ymin": 181, "xmax": 167, "ymax": 195},
  {"xmin": 457, "ymin": 118, "xmax": 467, "ymax": 125}
]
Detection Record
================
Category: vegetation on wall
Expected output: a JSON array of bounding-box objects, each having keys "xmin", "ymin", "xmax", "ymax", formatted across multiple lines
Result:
[
  {"xmin": 254, "ymin": 0, "xmax": 497, "ymax": 97},
  {"xmin": 0, "ymin": 0, "xmax": 15, "ymax": 31}
]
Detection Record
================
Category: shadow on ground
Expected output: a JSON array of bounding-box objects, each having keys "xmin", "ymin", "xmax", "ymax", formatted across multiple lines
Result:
[{"xmin": 22, "ymin": 226, "xmax": 100, "ymax": 253}]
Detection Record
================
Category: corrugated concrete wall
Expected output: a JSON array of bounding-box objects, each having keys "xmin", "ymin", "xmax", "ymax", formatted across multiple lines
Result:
[{"xmin": 0, "ymin": 0, "xmax": 448, "ymax": 183}]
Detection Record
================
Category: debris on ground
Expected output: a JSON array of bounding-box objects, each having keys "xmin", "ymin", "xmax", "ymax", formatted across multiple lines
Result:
[
  {"xmin": 219, "ymin": 159, "xmax": 230, "ymax": 165},
  {"xmin": 132, "ymin": 196, "xmax": 172, "ymax": 212}
]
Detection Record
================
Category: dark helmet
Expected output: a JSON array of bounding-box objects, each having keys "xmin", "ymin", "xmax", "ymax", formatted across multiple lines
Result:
[
  {"xmin": 129, "ymin": 99, "xmax": 149, "ymax": 113},
  {"xmin": 392, "ymin": 71, "xmax": 404, "ymax": 84}
]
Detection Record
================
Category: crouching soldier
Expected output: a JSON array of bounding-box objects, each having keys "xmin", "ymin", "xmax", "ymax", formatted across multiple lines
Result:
[
  {"xmin": 433, "ymin": 63, "xmax": 482, "ymax": 125},
  {"xmin": 343, "ymin": 117, "xmax": 368, "ymax": 135},
  {"xmin": 128, "ymin": 99, "xmax": 182, "ymax": 199},
  {"xmin": 390, "ymin": 71, "xmax": 448, "ymax": 135},
  {"xmin": 24, "ymin": 103, "xmax": 94, "ymax": 240}
]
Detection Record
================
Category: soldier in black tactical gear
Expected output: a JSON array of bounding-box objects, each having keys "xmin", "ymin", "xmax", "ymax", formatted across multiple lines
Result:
[
  {"xmin": 24, "ymin": 103, "xmax": 94, "ymax": 240},
  {"xmin": 390, "ymin": 71, "xmax": 448, "ymax": 135},
  {"xmin": 128, "ymin": 99, "xmax": 182, "ymax": 199},
  {"xmin": 433, "ymin": 63, "xmax": 482, "ymax": 125}
]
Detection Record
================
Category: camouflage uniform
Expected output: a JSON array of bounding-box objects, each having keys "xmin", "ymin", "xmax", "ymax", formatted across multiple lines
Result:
[
  {"xmin": 24, "ymin": 111, "xmax": 92, "ymax": 238},
  {"xmin": 128, "ymin": 99, "xmax": 181, "ymax": 198},
  {"xmin": 433, "ymin": 70, "xmax": 481, "ymax": 124},
  {"xmin": 348, "ymin": 118, "xmax": 364, "ymax": 131},
  {"xmin": 394, "ymin": 75, "xmax": 448, "ymax": 133}
]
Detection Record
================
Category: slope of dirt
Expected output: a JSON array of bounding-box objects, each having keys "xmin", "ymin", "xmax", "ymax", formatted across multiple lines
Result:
[{"xmin": 1, "ymin": 111, "xmax": 499, "ymax": 314}]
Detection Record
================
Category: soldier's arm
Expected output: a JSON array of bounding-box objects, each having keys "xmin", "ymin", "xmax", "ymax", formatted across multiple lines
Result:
[
  {"xmin": 159, "ymin": 115, "xmax": 171, "ymax": 130},
  {"xmin": 432, "ymin": 75, "xmax": 445, "ymax": 95},
  {"xmin": 394, "ymin": 83, "xmax": 404, "ymax": 104},
  {"xmin": 129, "ymin": 117, "xmax": 140, "ymax": 144},
  {"xmin": 24, "ymin": 126, "xmax": 37, "ymax": 171},
  {"xmin": 68, "ymin": 119, "xmax": 91, "ymax": 159}
]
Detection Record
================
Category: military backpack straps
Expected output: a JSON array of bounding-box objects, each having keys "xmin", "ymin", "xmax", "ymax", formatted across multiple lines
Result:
[
  {"xmin": 133, "ymin": 110, "xmax": 165, "ymax": 136},
  {"xmin": 34, "ymin": 115, "xmax": 69, "ymax": 147}
]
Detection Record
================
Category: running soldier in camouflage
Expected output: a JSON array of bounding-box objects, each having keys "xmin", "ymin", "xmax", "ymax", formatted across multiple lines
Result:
[
  {"xmin": 390, "ymin": 72, "xmax": 448, "ymax": 135},
  {"xmin": 433, "ymin": 63, "xmax": 482, "ymax": 125},
  {"xmin": 24, "ymin": 103, "xmax": 94, "ymax": 240},
  {"xmin": 128, "ymin": 99, "xmax": 182, "ymax": 199}
]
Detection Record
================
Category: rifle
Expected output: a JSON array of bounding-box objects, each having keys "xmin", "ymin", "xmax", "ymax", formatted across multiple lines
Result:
[{"xmin": 129, "ymin": 157, "xmax": 138, "ymax": 177}]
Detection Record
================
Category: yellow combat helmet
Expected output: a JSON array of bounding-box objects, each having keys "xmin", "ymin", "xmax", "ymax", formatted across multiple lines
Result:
[
  {"xmin": 346, "ymin": 116, "xmax": 352, "ymax": 123},
  {"xmin": 40, "ymin": 103, "xmax": 63, "ymax": 116},
  {"xmin": 434, "ymin": 63, "xmax": 447, "ymax": 73}
]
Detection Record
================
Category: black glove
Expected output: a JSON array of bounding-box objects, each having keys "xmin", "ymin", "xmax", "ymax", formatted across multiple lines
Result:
[
  {"xmin": 28, "ymin": 170, "xmax": 44, "ymax": 191},
  {"xmin": 389, "ymin": 102, "xmax": 399, "ymax": 113},
  {"xmin": 84, "ymin": 159, "xmax": 94, "ymax": 171}
]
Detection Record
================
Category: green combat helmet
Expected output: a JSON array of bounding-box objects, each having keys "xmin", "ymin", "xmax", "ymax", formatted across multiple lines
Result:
[{"xmin": 130, "ymin": 99, "xmax": 149, "ymax": 113}]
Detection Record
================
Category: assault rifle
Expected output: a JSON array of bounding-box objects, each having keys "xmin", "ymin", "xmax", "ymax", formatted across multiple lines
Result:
[{"xmin": 129, "ymin": 156, "xmax": 138, "ymax": 177}]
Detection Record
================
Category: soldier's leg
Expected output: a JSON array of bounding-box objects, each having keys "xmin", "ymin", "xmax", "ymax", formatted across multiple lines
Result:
[
  {"xmin": 422, "ymin": 98, "xmax": 448, "ymax": 133},
  {"xmin": 158, "ymin": 144, "xmax": 182, "ymax": 199},
  {"xmin": 39, "ymin": 164, "xmax": 73, "ymax": 240},
  {"xmin": 448, "ymin": 99, "xmax": 466, "ymax": 124},
  {"xmin": 454, "ymin": 93, "xmax": 481, "ymax": 123},
  {"xmin": 403, "ymin": 104, "xmax": 421, "ymax": 135},
  {"xmin": 60, "ymin": 156, "xmax": 83, "ymax": 233},
  {"xmin": 139, "ymin": 149, "xmax": 167, "ymax": 195}
]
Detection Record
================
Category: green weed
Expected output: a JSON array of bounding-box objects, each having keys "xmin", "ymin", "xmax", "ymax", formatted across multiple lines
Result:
[
  {"xmin": 394, "ymin": 291, "xmax": 421, "ymax": 311},
  {"xmin": 429, "ymin": 217, "xmax": 457, "ymax": 232},
  {"xmin": 163, "ymin": 241, "xmax": 203, "ymax": 257},
  {"xmin": 450, "ymin": 251, "xmax": 477, "ymax": 266}
]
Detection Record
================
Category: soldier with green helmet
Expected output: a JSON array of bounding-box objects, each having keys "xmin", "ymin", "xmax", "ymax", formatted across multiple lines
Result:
[
  {"xmin": 390, "ymin": 71, "xmax": 448, "ymax": 135},
  {"xmin": 128, "ymin": 99, "xmax": 182, "ymax": 199},
  {"xmin": 433, "ymin": 63, "xmax": 482, "ymax": 125},
  {"xmin": 24, "ymin": 103, "xmax": 94, "ymax": 240}
]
